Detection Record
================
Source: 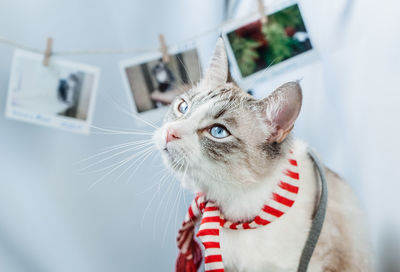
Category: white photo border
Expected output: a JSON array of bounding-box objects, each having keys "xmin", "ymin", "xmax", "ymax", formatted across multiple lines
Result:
[
  {"xmin": 221, "ymin": 0, "xmax": 318, "ymax": 89},
  {"xmin": 5, "ymin": 49, "xmax": 100, "ymax": 135},
  {"xmin": 119, "ymin": 41, "xmax": 201, "ymax": 121}
]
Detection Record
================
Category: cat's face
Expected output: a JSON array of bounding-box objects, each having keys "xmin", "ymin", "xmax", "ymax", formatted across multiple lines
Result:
[{"xmin": 153, "ymin": 38, "xmax": 302, "ymax": 192}]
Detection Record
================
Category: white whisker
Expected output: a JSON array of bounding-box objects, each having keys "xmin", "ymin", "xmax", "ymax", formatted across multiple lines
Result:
[
  {"xmin": 181, "ymin": 164, "xmax": 190, "ymax": 209},
  {"xmin": 78, "ymin": 147, "xmax": 154, "ymax": 175},
  {"xmin": 100, "ymin": 93, "xmax": 160, "ymax": 130},
  {"xmin": 162, "ymin": 180, "xmax": 182, "ymax": 247},
  {"xmin": 88, "ymin": 146, "xmax": 155, "ymax": 190},
  {"xmin": 174, "ymin": 186, "xmax": 183, "ymax": 239},
  {"xmin": 77, "ymin": 139, "xmax": 154, "ymax": 165},
  {"xmin": 141, "ymin": 169, "xmax": 173, "ymax": 229},
  {"xmin": 90, "ymin": 125, "xmax": 155, "ymax": 135},
  {"xmin": 176, "ymin": 55, "xmax": 194, "ymax": 86},
  {"xmin": 112, "ymin": 148, "xmax": 155, "ymax": 183},
  {"xmin": 135, "ymin": 165, "xmax": 170, "ymax": 195},
  {"xmin": 123, "ymin": 148, "xmax": 156, "ymax": 183},
  {"xmin": 152, "ymin": 160, "xmax": 182, "ymax": 236},
  {"xmin": 142, "ymin": 168, "xmax": 176, "ymax": 232},
  {"xmin": 79, "ymin": 142, "xmax": 154, "ymax": 172},
  {"xmin": 248, "ymin": 57, "xmax": 280, "ymax": 90}
]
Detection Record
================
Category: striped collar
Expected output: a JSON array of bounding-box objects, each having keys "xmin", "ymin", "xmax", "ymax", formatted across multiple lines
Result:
[{"xmin": 176, "ymin": 154, "xmax": 300, "ymax": 272}]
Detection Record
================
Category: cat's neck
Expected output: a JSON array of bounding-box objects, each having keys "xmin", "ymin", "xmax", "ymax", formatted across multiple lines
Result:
[
  {"xmin": 198, "ymin": 139, "xmax": 310, "ymax": 223},
  {"xmin": 204, "ymin": 154, "xmax": 291, "ymax": 222}
]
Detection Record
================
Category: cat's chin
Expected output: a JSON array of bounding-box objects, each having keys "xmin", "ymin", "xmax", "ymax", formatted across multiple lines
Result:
[
  {"xmin": 161, "ymin": 150, "xmax": 186, "ymax": 173},
  {"xmin": 161, "ymin": 155, "xmax": 200, "ymax": 191}
]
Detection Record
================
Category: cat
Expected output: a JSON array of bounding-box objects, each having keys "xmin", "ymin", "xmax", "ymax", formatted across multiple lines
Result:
[{"xmin": 153, "ymin": 38, "xmax": 372, "ymax": 272}]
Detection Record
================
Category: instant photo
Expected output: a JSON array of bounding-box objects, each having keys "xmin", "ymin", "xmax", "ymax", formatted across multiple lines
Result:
[
  {"xmin": 120, "ymin": 45, "xmax": 202, "ymax": 114},
  {"xmin": 5, "ymin": 50, "xmax": 99, "ymax": 134},
  {"xmin": 223, "ymin": 2, "xmax": 314, "ymax": 81}
]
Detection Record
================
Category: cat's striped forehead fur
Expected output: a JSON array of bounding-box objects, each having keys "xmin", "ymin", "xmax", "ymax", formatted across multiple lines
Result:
[
  {"xmin": 166, "ymin": 83, "xmax": 263, "ymax": 161},
  {"xmin": 154, "ymin": 38, "xmax": 302, "ymax": 191}
]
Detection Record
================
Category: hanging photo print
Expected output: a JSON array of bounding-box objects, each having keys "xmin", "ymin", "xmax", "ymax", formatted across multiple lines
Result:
[
  {"xmin": 223, "ymin": 1, "xmax": 316, "ymax": 83},
  {"xmin": 5, "ymin": 50, "xmax": 100, "ymax": 134},
  {"xmin": 120, "ymin": 43, "xmax": 202, "ymax": 115}
]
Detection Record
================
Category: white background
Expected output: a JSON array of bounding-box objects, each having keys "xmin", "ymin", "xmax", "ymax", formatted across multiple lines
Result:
[{"xmin": 0, "ymin": 0, "xmax": 399, "ymax": 271}]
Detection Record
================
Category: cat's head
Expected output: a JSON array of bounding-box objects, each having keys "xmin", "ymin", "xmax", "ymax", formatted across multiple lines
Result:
[{"xmin": 153, "ymin": 38, "xmax": 302, "ymax": 193}]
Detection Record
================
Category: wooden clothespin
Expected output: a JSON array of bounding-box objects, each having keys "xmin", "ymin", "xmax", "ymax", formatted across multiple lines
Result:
[
  {"xmin": 159, "ymin": 34, "xmax": 170, "ymax": 63},
  {"xmin": 43, "ymin": 37, "xmax": 53, "ymax": 66},
  {"xmin": 257, "ymin": 0, "xmax": 268, "ymax": 25}
]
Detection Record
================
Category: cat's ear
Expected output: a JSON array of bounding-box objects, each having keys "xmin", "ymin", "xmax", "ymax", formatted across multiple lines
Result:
[
  {"xmin": 260, "ymin": 81, "xmax": 302, "ymax": 143},
  {"xmin": 202, "ymin": 37, "xmax": 229, "ymax": 88}
]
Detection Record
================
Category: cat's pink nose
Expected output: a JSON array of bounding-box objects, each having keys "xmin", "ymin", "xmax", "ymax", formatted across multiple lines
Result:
[{"xmin": 166, "ymin": 128, "xmax": 181, "ymax": 143}]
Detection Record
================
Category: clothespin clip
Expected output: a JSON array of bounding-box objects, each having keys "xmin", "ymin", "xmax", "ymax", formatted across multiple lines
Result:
[
  {"xmin": 257, "ymin": 0, "xmax": 268, "ymax": 25},
  {"xmin": 159, "ymin": 34, "xmax": 170, "ymax": 63},
  {"xmin": 43, "ymin": 37, "xmax": 53, "ymax": 66}
]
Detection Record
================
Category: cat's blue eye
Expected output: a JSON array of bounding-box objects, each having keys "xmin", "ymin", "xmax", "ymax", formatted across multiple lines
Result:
[
  {"xmin": 210, "ymin": 125, "xmax": 230, "ymax": 139},
  {"xmin": 178, "ymin": 100, "xmax": 188, "ymax": 114}
]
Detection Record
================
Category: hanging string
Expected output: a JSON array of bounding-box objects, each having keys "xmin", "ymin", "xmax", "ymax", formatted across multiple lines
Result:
[
  {"xmin": 0, "ymin": 10, "xmax": 262, "ymax": 56},
  {"xmin": 0, "ymin": 37, "xmax": 43, "ymax": 54}
]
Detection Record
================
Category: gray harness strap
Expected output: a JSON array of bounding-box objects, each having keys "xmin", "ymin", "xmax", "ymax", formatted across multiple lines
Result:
[{"xmin": 297, "ymin": 147, "xmax": 328, "ymax": 272}]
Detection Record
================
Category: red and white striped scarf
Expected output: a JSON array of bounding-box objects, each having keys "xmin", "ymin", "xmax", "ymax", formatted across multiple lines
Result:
[{"xmin": 176, "ymin": 155, "xmax": 300, "ymax": 272}]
